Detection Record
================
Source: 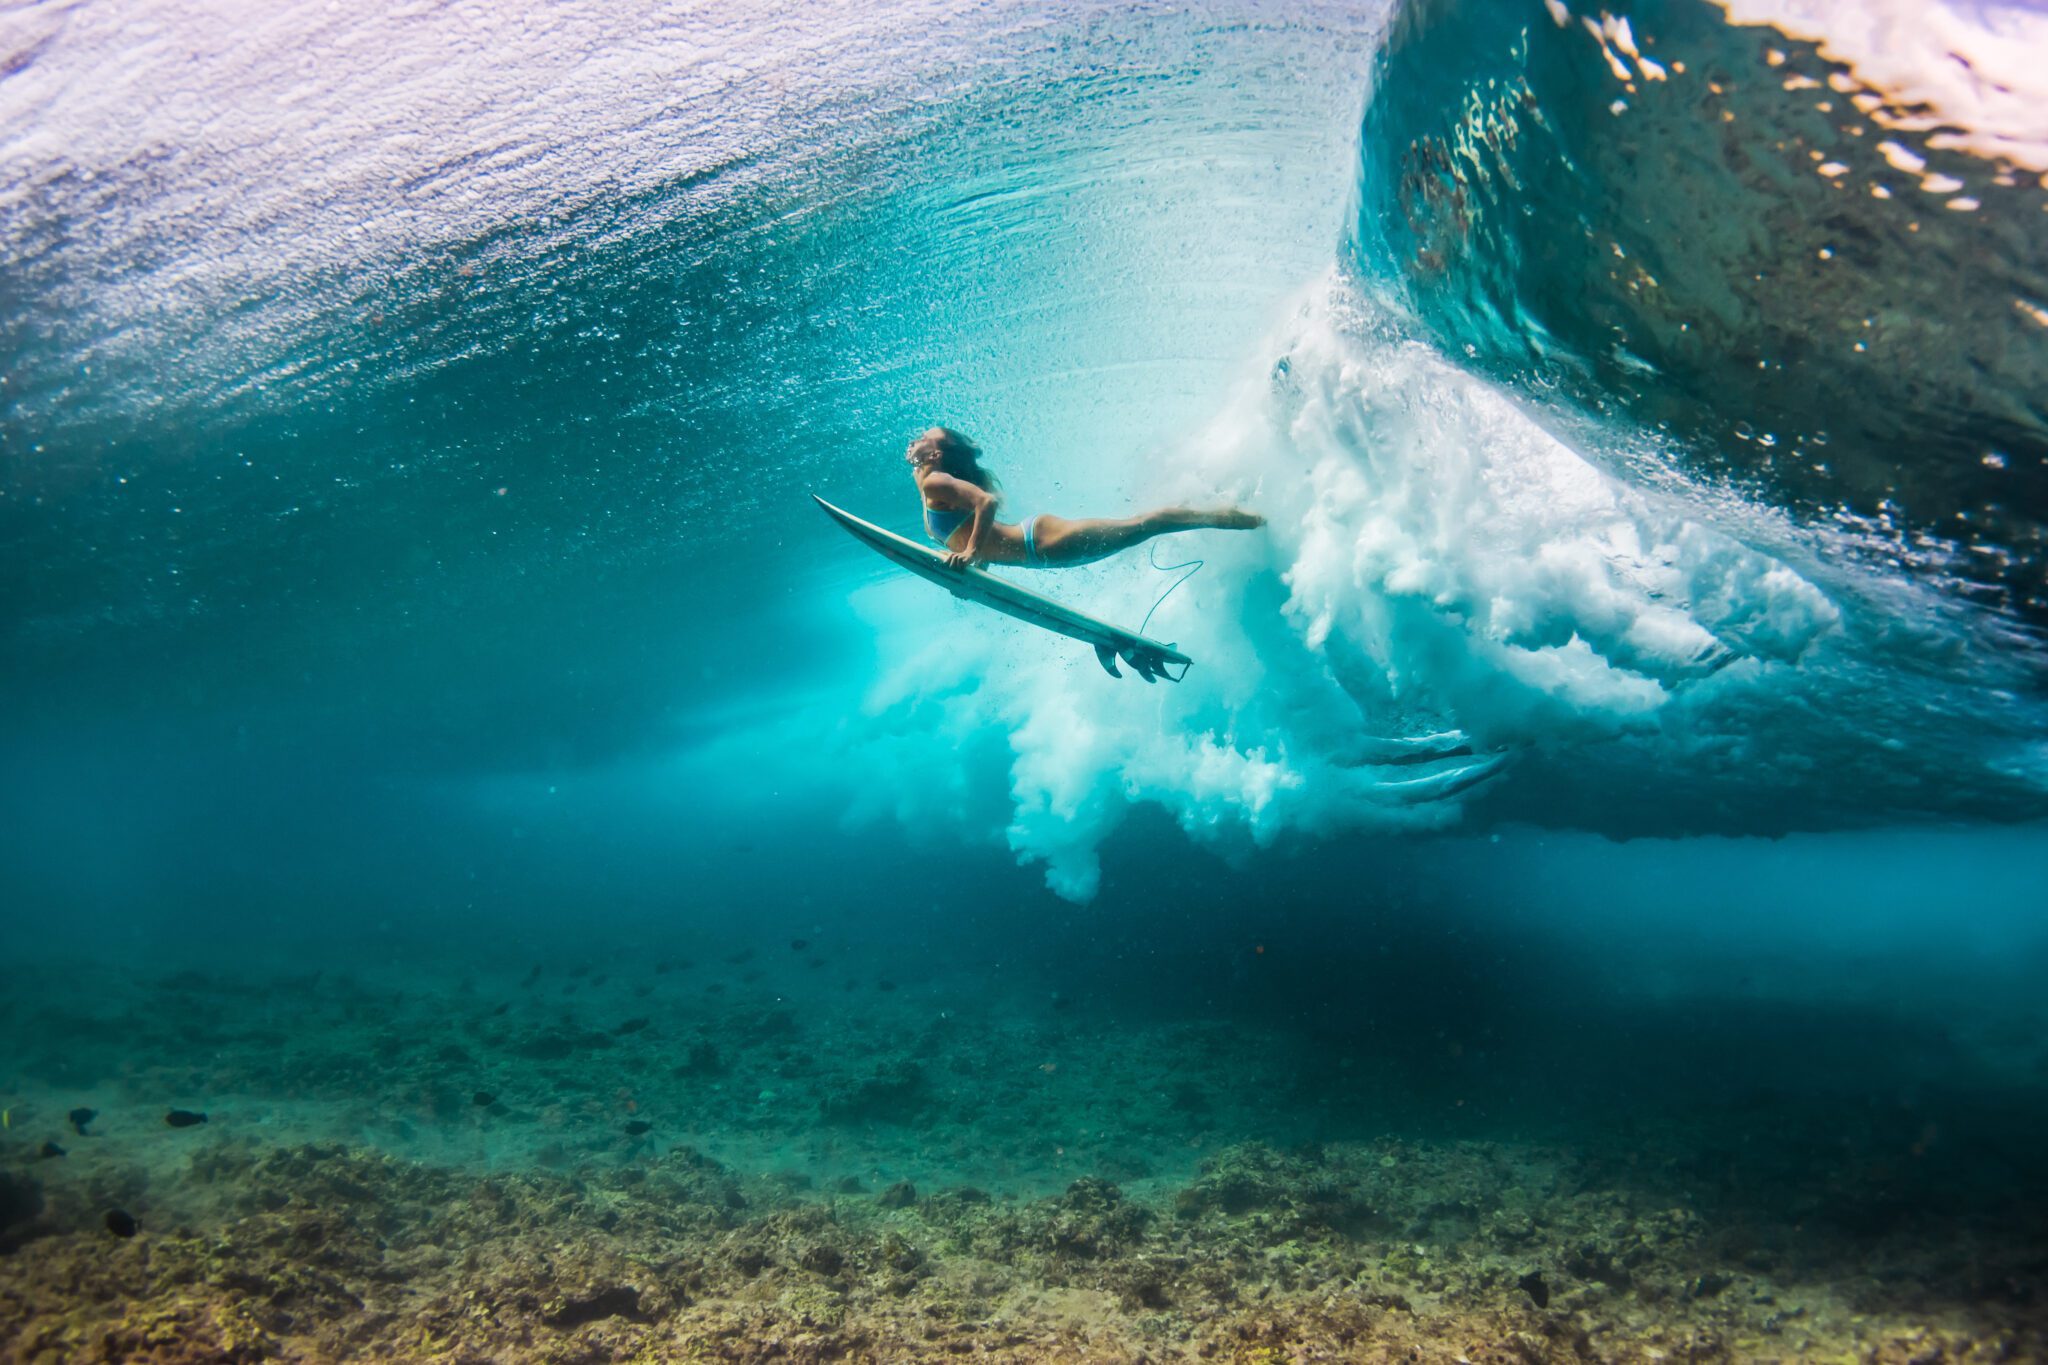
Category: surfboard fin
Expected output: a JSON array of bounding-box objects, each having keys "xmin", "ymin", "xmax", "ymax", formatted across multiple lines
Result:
[
  {"xmin": 1117, "ymin": 646, "xmax": 1190, "ymax": 684},
  {"xmin": 1095, "ymin": 642, "xmax": 1193, "ymax": 683}
]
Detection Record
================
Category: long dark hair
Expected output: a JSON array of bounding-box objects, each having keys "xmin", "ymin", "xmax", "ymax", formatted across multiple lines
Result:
[{"xmin": 910, "ymin": 427, "xmax": 1001, "ymax": 499}]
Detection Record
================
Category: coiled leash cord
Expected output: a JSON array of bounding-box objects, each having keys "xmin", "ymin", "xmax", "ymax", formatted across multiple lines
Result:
[{"xmin": 1139, "ymin": 541, "xmax": 1204, "ymax": 639}]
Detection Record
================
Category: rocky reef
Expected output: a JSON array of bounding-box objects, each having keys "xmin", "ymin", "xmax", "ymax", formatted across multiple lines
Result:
[
  {"xmin": 3, "ymin": 1131, "xmax": 2043, "ymax": 1362},
  {"xmin": 2, "ymin": 951, "xmax": 2044, "ymax": 1362}
]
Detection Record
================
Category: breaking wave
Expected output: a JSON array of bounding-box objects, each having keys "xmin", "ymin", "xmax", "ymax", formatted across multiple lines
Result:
[{"xmin": 842, "ymin": 268, "xmax": 2048, "ymax": 899}]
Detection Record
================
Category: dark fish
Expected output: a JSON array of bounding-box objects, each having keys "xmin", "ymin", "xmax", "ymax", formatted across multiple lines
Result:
[
  {"xmin": 488, "ymin": 1002, "xmax": 509, "ymax": 1017},
  {"xmin": 164, "ymin": 1110, "xmax": 208, "ymax": 1128},
  {"xmin": 68, "ymin": 1107, "xmax": 96, "ymax": 1136},
  {"xmin": 39, "ymin": 1141, "xmax": 65, "ymax": 1159},
  {"xmin": 472, "ymin": 1092, "xmax": 497, "ymax": 1108},
  {"xmin": 623, "ymin": 1120, "xmax": 652, "ymax": 1136},
  {"xmin": 1518, "ymin": 1270, "xmax": 1550, "ymax": 1309},
  {"xmin": 789, "ymin": 939, "xmax": 810, "ymax": 952},
  {"xmin": 877, "ymin": 979, "xmax": 897, "ymax": 993},
  {"xmin": 105, "ymin": 1208, "xmax": 139, "ymax": 1238},
  {"xmin": 522, "ymin": 965, "xmax": 542, "ymax": 987},
  {"xmin": 614, "ymin": 1017, "xmax": 650, "ymax": 1035}
]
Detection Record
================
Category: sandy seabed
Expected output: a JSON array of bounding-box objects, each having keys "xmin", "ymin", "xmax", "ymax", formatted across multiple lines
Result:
[{"xmin": 2, "ymin": 949, "xmax": 2042, "ymax": 1363}]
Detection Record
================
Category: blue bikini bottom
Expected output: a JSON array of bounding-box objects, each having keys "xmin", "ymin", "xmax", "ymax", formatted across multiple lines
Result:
[{"xmin": 924, "ymin": 506, "xmax": 1045, "ymax": 567}]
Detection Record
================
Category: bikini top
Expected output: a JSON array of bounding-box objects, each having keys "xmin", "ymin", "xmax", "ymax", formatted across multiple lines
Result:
[{"xmin": 923, "ymin": 505, "xmax": 970, "ymax": 544}]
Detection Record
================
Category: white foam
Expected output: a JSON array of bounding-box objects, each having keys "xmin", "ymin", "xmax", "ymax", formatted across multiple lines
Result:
[
  {"xmin": 839, "ymin": 274, "xmax": 1846, "ymax": 900},
  {"xmin": 1714, "ymin": 0, "xmax": 2048, "ymax": 171}
]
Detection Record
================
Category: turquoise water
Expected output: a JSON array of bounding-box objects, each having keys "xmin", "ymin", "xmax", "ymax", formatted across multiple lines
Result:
[{"xmin": 4, "ymin": 1, "xmax": 2047, "ymax": 1357}]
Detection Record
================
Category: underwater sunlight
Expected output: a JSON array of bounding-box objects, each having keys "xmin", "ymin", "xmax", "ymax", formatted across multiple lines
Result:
[{"xmin": 3, "ymin": 1, "xmax": 2045, "ymax": 1360}]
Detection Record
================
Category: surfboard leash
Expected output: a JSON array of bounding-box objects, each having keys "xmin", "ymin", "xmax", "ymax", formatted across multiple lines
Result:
[{"xmin": 1139, "ymin": 541, "xmax": 1204, "ymax": 639}]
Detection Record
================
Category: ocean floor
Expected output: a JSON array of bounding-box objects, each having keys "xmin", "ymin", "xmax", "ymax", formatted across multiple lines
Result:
[{"xmin": 3, "ymin": 934, "xmax": 2045, "ymax": 1362}]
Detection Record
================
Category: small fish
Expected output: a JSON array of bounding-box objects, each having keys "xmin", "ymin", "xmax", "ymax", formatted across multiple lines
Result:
[
  {"xmin": 105, "ymin": 1208, "xmax": 139, "ymax": 1238},
  {"xmin": 522, "ymin": 965, "xmax": 542, "ymax": 987},
  {"xmin": 877, "ymin": 979, "xmax": 897, "ymax": 993},
  {"xmin": 789, "ymin": 939, "xmax": 810, "ymax": 952},
  {"xmin": 164, "ymin": 1110, "xmax": 208, "ymax": 1128},
  {"xmin": 1518, "ymin": 1270, "xmax": 1550, "ymax": 1309},
  {"xmin": 472, "ymin": 1091, "xmax": 497, "ymax": 1108},
  {"xmin": 488, "ymin": 1002, "xmax": 509, "ymax": 1017},
  {"xmin": 623, "ymin": 1119, "xmax": 652, "ymax": 1136},
  {"xmin": 39, "ymin": 1141, "xmax": 65, "ymax": 1159},
  {"xmin": 68, "ymin": 1107, "xmax": 96, "ymax": 1136},
  {"xmin": 614, "ymin": 1018, "xmax": 650, "ymax": 1035}
]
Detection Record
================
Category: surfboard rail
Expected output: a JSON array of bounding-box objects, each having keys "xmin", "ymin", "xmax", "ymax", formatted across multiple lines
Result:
[{"xmin": 813, "ymin": 495, "xmax": 1192, "ymax": 682}]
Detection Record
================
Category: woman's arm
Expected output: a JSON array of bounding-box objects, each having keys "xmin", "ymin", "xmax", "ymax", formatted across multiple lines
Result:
[
  {"xmin": 923, "ymin": 474, "xmax": 996, "ymax": 567},
  {"xmin": 953, "ymin": 489, "xmax": 995, "ymax": 566}
]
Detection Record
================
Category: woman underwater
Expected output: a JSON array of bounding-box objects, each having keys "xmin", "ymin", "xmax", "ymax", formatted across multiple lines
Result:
[{"xmin": 908, "ymin": 427, "xmax": 1262, "ymax": 569}]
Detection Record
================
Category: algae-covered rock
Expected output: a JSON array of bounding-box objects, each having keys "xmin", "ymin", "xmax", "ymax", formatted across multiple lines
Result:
[
  {"xmin": 1172, "ymin": 1143, "xmax": 1382, "ymax": 1244},
  {"xmin": 645, "ymin": 1145, "xmax": 747, "ymax": 1220},
  {"xmin": 543, "ymin": 1284, "xmax": 645, "ymax": 1327},
  {"xmin": 1040, "ymin": 1177, "xmax": 1151, "ymax": 1259},
  {"xmin": 1176, "ymin": 1142, "xmax": 1298, "ymax": 1217},
  {"xmin": 877, "ymin": 1230, "xmax": 922, "ymax": 1273},
  {"xmin": 798, "ymin": 1243, "xmax": 844, "ymax": 1276}
]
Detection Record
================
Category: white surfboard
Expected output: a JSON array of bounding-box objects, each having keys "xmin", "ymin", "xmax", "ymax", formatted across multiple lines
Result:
[{"xmin": 814, "ymin": 495, "xmax": 1193, "ymax": 682}]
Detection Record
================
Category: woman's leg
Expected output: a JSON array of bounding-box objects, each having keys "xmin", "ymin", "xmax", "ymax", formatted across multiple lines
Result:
[{"xmin": 1029, "ymin": 505, "xmax": 1262, "ymax": 567}]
